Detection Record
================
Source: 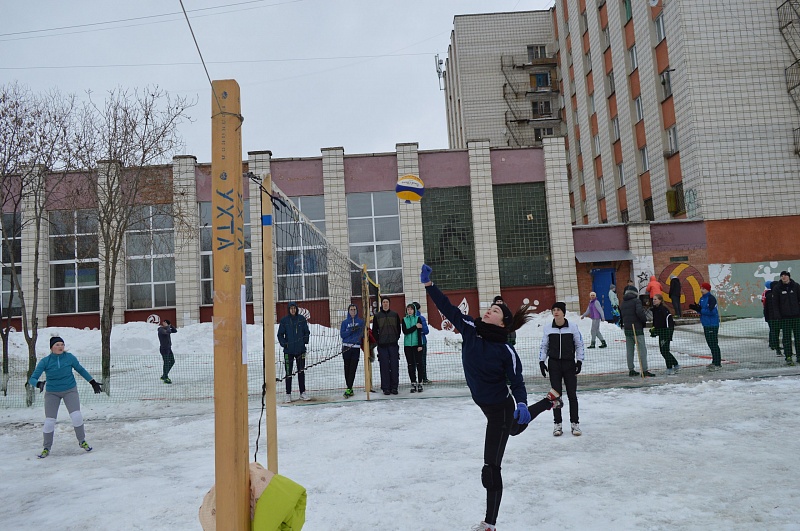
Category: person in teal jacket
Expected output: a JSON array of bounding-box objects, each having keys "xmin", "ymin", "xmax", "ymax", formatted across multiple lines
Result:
[
  {"xmin": 401, "ymin": 303, "xmax": 426, "ymax": 393},
  {"xmin": 27, "ymin": 336, "xmax": 102, "ymax": 458},
  {"xmin": 411, "ymin": 301, "xmax": 431, "ymax": 384}
]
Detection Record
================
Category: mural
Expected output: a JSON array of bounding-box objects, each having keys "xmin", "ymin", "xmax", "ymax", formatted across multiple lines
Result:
[
  {"xmin": 708, "ymin": 260, "xmax": 800, "ymax": 317},
  {"xmin": 658, "ymin": 263, "xmax": 706, "ymax": 308},
  {"xmin": 632, "ymin": 255, "xmax": 655, "ymax": 295},
  {"xmin": 437, "ymin": 297, "xmax": 469, "ymax": 332}
]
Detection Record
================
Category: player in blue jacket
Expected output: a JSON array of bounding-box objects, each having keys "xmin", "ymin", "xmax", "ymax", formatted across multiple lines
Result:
[
  {"xmin": 421, "ymin": 264, "xmax": 561, "ymax": 531},
  {"xmin": 340, "ymin": 304, "xmax": 365, "ymax": 398},
  {"xmin": 27, "ymin": 336, "xmax": 102, "ymax": 458}
]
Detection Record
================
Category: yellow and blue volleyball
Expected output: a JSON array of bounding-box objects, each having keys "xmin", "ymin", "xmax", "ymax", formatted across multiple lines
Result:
[{"xmin": 395, "ymin": 174, "xmax": 425, "ymax": 203}]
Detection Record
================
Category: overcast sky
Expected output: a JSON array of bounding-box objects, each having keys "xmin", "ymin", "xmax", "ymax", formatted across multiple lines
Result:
[{"xmin": 1, "ymin": 0, "xmax": 554, "ymax": 163}]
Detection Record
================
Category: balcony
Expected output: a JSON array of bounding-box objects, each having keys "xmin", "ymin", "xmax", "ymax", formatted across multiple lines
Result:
[{"xmin": 501, "ymin": 54, "xmax": 558, "ymax": 69}]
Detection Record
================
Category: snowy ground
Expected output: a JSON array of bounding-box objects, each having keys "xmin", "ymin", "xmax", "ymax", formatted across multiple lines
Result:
[{"xmin": 3, "ymin": 375, "xmax": 800, "ymax": 530}]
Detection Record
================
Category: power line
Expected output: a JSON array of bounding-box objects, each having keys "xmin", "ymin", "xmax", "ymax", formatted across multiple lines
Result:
[
  {"xmin": 0, "ymin": 52, "xmax": 434, "ymax": 71},
  {"xmin": 0, "ymin": 0, "xmax": 302, "ymax": 38},
  {"xmin": 177, "ymin": 0, "xmax": 225, "ymax": 117}
]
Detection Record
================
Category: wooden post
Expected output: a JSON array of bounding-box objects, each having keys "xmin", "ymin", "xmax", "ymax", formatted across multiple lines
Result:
[
  {"xmin": 211, "ymin": 79, "xmax": 249, "ymax": 530},
  {"xmin": 260, "ymin": 172, "xmax": 279, "ymax": 473},
  {"xmin": 362, "ymin": 264, "xmax": 372, "ymax": 399}
]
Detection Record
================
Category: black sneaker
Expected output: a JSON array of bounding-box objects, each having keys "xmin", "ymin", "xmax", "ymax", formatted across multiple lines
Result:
[
  {"xmin": 643, "ymin": 371, "xmax": 656, "ymax": 377},
  {"xmin": 410, "ymin": 384, "xmax": 417, "ymax": 393},
  {"xmin": 628, "ymin": 370, "xmax": 640, "ymax": 377},
  {"xmin": 391, "ymin": 389, "xmax": 398, "ymax": 395},
  {"xmin": 417, "ymin": 383, "xmax": 423, "ymax": 393},
  {"xmin": 383, "ymin": 390, "xmax": 391, "ymax": 396}
]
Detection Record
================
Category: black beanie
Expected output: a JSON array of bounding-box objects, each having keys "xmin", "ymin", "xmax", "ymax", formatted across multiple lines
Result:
[
  {"xmin": 493, "ymin": 295, "xmax": 504, "ymax": 304},
  {"xmin": 50, "ymin": 336, "xmax": 64, "ymax": 348},
  {"xmin": 780, "ymin": 270, "xmax": 791, "ymax": 278},
  {"xmin": 551, "ymin": 302, "xmax": 567, "ymax": 314},
  {"xmin": 492, "ymin": 303, "xmax": 513, "ymax": 326}
]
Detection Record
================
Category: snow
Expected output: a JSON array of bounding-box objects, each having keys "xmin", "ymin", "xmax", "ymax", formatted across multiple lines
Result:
[{"xmin": 2, "ymin": 320, "xmax": 800, "ymax": 530}]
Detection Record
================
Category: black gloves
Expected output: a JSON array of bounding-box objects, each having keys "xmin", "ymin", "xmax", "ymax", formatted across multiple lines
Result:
[
  {"xmin": 575, "ymin": 361, "xmax": 582, "ymax": 375},
  {"xmin": 539, "ymin": 361, "xmax": 548, "ymax": 378},
  {"xmin": 89, "ymin": 379, "xmax": 102, "ymax": 394},
  {"xmin": 36, "ymin": 381, "xmax": 45, "ymax": 393},
  {"xmin": 689, "ymin": 303, "xmax": 701, "ymax": 312}
]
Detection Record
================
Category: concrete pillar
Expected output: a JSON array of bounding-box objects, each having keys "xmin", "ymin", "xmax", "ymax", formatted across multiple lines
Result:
[
  {"xmin": 627, "ymin": 222, "xmax": 655, "ymax": 294},
  {"xmin": 320, "ymin": 147, "xmax": 351, "ymax": 326},
  {"xmin": 172, "ymin": 155, "xmax": 200, "ymax": 325},
  {"xmin": 96, "ymin": 160, "xmax": 126, "ymax": 325},
  {"xmin": 543, "ymin": 138, "xmax": 581, "ymax": 311},
  {"xmin": 397, "ymin": 143, "xmax": 428, "ymax": 316},
  {"xmin": 467, "ymin": 140, "xmax": 501, "ymax": 308},
  {"xmin": 248, "ymin": 151, "xmax": 272, "ymax": 325},
  {"xmin": 20, "ymin": 166, "xmax": 49, "ymax": 328}
]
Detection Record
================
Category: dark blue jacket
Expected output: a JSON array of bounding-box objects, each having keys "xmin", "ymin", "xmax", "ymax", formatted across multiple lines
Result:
[
  {"xmin": 426, "ymin": 284, "xmax": 527, "ymax": 407},
  {"xmin": 277, "ymin": 303, "xmax": 310, "ymax": 355},
  {"xmin": 340, "ymin": 312, "xmax": 365, "ymax": 348},
  {"xmin": 158, "ymin": 324, "xmax": 177, "ymax": 350}
]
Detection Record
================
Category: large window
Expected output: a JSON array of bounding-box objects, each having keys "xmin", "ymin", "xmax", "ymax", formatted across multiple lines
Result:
[
  {"xmin": 611, "ymin": 116, "xmax": 620, "ymax": 141},
  {"xmin": 634, "ymin": 96, "xmax": 644, "ymax": 122},
  {"xmin": 527, "ymin": 45, "xmax": 548, "ymax": 60},
  {"xmin": 275, "ymin": 195, "xmax": 326, "ymax": 302},
  {"xmin": 655, "ymin": 13, "xmax": 666, "ymax": 42},
  {"xmin": 49, "ymin": 210, "xmax": 99, "ymax": 314},
  {"xmin": 200, "ymin": 200, "xmax": 253, "ymax": 305},
  {"xmin": 629, "ymin": 45, "xmax": 638, "ymax": 73},
  {"xmin": 347, "ymin": 191, "xmax": 403, "ymax": 295},
  {"xmin": 420, "ymin": 187, "xmax": 476, "ymax": 291},
  {"xmin": 667, "ymin": 125, "xmax": 679, "ymax": 154},
  {"xmin": 126, "ymin": 205, "xmax": 175, "ymax": 310},
  {"xmin": 1, "ymin": 213, "xmax": 22, "ymax": 317},
  {"xmin": 660, "ymin": 70, "xmax": 673, "ymax": 100},
  {"xmin": 640, "ymin": 146, "xmax": 650, "ymax": 173}
]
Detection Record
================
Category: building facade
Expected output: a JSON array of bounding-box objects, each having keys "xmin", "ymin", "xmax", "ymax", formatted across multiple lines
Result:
[{"xmin": 444, "ymin": 11, "xmax": 561, "ymax": 149}]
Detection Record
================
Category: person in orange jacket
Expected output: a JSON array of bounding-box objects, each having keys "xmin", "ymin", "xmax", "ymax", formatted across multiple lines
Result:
[{"xmin": 645, "ymin": 275, "xmax": 662, "ymax": 306}]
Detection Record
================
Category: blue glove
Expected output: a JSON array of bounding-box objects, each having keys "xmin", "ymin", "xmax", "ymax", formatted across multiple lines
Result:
[
  {"xmin": 420, "ymin": 264, "xmax": 432, "ymax": 284},
  {"xmin": 513, "ymin": 403, "xmax": 531, "ymax": 425}
]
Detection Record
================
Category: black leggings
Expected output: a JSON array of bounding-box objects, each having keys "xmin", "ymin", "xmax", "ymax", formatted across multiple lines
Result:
[
  {"xmin": 159, "ymin": 348, "xmax": 175, "ymax": 378},
  {"xmin": 342, "ymin": 347, "xmax": 360, "ymax": 390},
  {"xmin": 477, "ymin": 394, "xmax": 551, "ymax": 525}
]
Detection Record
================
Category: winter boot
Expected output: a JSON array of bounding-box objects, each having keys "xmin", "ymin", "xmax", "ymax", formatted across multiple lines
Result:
[
  {"xmin": 599, "ymin": 340, "xmax": 607, "ymax": 348},
  {"xmin": 587, "ymin": 343, "xmax": 596, "ymax": 349},
  {"xmin": 571, "ymin": 422, "xmax": 582, "ymax": 436},
  {"xmin": 553, "ymin": 423, "xmax": 563, "ymax": 436}
]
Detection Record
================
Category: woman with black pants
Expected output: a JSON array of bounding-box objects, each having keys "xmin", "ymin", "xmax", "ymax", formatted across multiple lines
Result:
[{"xmin": 421, "ymin": 264, "xmax": 561, "ymax": 531}]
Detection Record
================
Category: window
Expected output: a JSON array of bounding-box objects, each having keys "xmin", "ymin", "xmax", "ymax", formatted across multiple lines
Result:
[
  {"xmin": 674, "ymin": 182, "xmax": 686, "ymax": 213},
  {"xmin": 199, "ymin": 200, "xmax": 254, "ymax": 305},
  {"xmin": 126, "ymin": 205, "xmax": 175, "ymax": 310},
  {"xmin": 617, "ymin": 162, "xmax": 626, "ymax": 187},
  {"xmin": 594, "ymin": 135, "xmax": 601, "ymax": 156},
  {"xmin": 640, "ymin": 146, "xmax": 650, "ymax": 173},
  {"xmin": 655, "ymin": 13, "xmax": 666, "ymax": 42},
  {"xmin": 581, "ymin": 12, "xmax": 589, "ymax": 33},
  {"xmin": 534, "ymin": 127, "xmax": 555, "ymax": 140},
  {"xmin": 578, "ymin": 170, "xmax": 585, "ymax": 185},
  {"xmin": 577, "ymin": 138, "xmax": 582, "ymax": 155},
  {"xmin": 661, "ymin": 70, "xmax": 673, "ymax": 99},
  {"xmin": 274, "ymin": 196, "xmax": 326, "ymax": 302},
  {"xmin": 49, "ymin": 210, "xmax": 99, "ymax": 314},
  {"xmin": 611, "ymin": 116, "xmax": 620, "ymax": 141},
  {"xmin": 629, "ymin": 45, "xmax": 638, "ymax": 72},
  {"xmin": 667, "ymin": 125, "xmax": 679, "ymax": 154},
  {"xmin": 634, "ymin": 96, "xmax": 644, "ymax": 122},
  {"xmin": 533, "ymin": 100, "xmax": 552, "ymax": 116},
  {"xmin": 644, "ymin": 198, "xmax": 655, "ymax": 221},
  {"xmin": 1, "ymin": 213, "xmax": 22, "ymax": 317},
  {"xmin": 621, "ymin": 209, "xmax": 629, "ymax": 223},
  {"xmin": 604, "ymin": 27, "xmax": 611, "ymax": 49},
  {"xmin": 622, "ymin": 0, "xmax": 632, "ymax": 23},
  {"xmin": 527, "ymin": 45, "xmax": 548, "ymax": 60},
  {"xmin": 589, "ymin": 93, "xmax": 596, "ymax": 114},
  {"xmin": 608, "ymin": 70, "xmax": 616, "ymax": 94},
  {"xmin": 598, "ymin": 176, "xmax": 606, "ymax": 199},
  {"xmin": 347, "ymin": 192, "xmax": 403, "ymax": 295},
  {"xmin": 534, "ymin": 72, "xmax": 551, "ymax": 90},
  {"xmin": 586, "ymin": 49, "xmax": 592, "ymax": 72}
]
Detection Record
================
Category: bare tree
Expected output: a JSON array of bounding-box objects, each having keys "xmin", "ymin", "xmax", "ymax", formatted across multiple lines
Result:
[
  {"xmin": 71, "ymin": 86, "xmax": 194, "ymax": 393},
  {"xmin": 0, "ymin": 82, "xmax": 77, "ymax": 404}
]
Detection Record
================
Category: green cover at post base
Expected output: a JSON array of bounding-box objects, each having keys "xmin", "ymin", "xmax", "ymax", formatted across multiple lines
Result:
[{"xmin": 252, "ymin": 474, "xmax": 307, "ymax": 531}]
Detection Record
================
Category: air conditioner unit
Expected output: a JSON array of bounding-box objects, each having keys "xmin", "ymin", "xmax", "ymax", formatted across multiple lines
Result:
[{"xmin": 666, "ymin": 189, "xmax": 678, "ymax": 214}]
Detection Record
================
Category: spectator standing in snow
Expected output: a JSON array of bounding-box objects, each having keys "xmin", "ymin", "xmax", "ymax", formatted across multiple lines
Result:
[
  {"xmin": 771, "ymin": 271, "xmax": 800, "ymax": 366},
  {"xmin": 689, "ymin": 283, "xmax": 722, "ymax": 370},
  {"xmin": 608, "ymin": 285, "xmax": 621, "ymax": 325},
  {"xmin": 27, "ymin": 336, "xmax": 102, "ymax": 458},
  {"xmin": 340, "ymin": 304, "xmax": 364, "ymax": 398},
  {"xmin": 645, "ymin": 275, "xmax": 662, "ymax": 306},
  {"xmin": 277, "ymin": 302, "xmax": 311, "ymax": 402},
  {"xmin": 411, "ymin": 302, "xmax": 431, "ymax": 384},
  {"xmin": 540, "ymin": 301, "xmax": 585, "ymax": 436},
  {"xmin": 580, "ymin": 291, "xmax": 607, "ymax": 348},
  {"xmin": 157, "ymin": 319, "xmax": 178, "ymax": 384},
  {"xmin": 372, "ymin": 297, "xmax": 402, "ymax": 395},
  {"xmin": 651, "ymin": 294, "xmax": 679, "ymax": 374},
  {"xmin": 421, "ymin": 264, "xmax": 561, "ymax": 531},
  {"xmin": 621, "ymin": 284, "xmax": 654, "ymax": 377},
  {"xmin": 762, "ymin": 280, "xmax": 782, "ymax": 357},
  {"xmin": 402, "ymin": 303, "xmax": 427, "ymax": 392},
  {"xmin": 668, "ymin": 275, "xmax": 683, "ymax": 317}
]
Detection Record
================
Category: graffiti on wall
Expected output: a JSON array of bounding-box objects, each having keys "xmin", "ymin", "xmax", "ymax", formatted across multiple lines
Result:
[
  {"xmin": 708, "ymin": 260, "xmax": 800, "ymax": 317},
  {"xmin": 632, "ymin": 255, "xmax": 655, "ymax": 295}
]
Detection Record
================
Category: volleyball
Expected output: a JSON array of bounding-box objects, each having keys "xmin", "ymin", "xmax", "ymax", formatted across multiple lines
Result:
[{"xmin": 395, "ymin": 174, "xmax": 425, "ymax": 203}]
